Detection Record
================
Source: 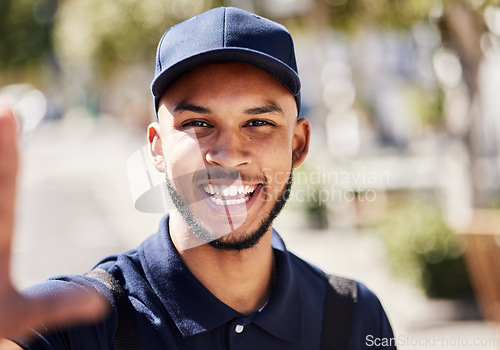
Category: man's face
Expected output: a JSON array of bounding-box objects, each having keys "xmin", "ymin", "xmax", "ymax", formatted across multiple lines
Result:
[{"xmin": 149, "ymin": 62, "xmax": 310, "ymax": 250}]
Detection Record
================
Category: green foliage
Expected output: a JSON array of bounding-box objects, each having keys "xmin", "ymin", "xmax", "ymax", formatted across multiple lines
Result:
[
  {"xmin": 291, "ymin": 164, "xmax": 329, "ymax": 228},
  {"xmin": 379, "ymin": 198, "xmax": 474, "ymax": 299},
  {"xmin": 321, "ymin": 0, "xmax": 433, "ymax": 32},
  {"xmin": 320, "ymin": 0, "xmax": 500, "ymax": 33},
  {"xmin": 54, "ymin": 0, "xmax": 216, "ymax": 77},
  {"xmin": 409, "ymin": 86, "xmax": 445, "ymax": 127},
  {"xmin": 0, "ymin": 0, "xmax": 57, "ymax": 68}
]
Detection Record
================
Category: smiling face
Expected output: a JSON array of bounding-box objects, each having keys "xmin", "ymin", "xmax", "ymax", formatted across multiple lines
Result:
[{"xmin": 149, "ymin": 62, "xmax": 310, "ymax": 251}]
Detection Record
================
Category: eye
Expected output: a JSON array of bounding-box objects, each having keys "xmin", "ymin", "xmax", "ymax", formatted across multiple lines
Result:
[
  {"xmin": 181, "ymin": 120, "xmax": 211, "ymax": 128},
  {"xmin": 245, "ymin": 120, "xmax": 274, "ymax": 127}
]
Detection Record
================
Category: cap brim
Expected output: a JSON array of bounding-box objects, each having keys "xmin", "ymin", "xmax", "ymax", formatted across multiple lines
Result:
[{"xmin": 151, "ymin": 48, "xmax": 301, "ymax": 110}]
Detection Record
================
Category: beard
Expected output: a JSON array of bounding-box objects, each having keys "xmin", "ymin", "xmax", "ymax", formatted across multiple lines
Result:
[{"xmin": 165, "ymin": 170, "xmax": 293, "ymax": 252}]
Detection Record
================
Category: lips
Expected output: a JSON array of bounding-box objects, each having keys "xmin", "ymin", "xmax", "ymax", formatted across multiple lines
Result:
[{"xmin": 202, "ymin": 184, "xmax": 258, "ymax": 206}]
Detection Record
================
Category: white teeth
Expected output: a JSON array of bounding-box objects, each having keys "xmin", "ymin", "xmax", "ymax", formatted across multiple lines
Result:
[
  {"xmin": 245, "ymin": 185, "xmax": 257, "ymax": 194},
  {"xmin": 229, "ymin": 186, "xmax": 238, "ymax": 196},
  {"xmin": 209, "ymin": 196, "xmax": 250, "ymax": 206},
  {"xmin": 203, "ymin": 184, "xmax": 258, "ymax": 196},
  {"xmin": 207, "ymin": 184, "xmax": 215, "ymax": 194}
]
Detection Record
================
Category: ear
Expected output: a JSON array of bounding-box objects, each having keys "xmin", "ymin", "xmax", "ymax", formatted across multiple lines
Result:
[
  {"xmin": 291, "ymin": 118, "xmax": 310, "ymax": 169},
  {"xmin": 147, "ymin": 122, "xmax": 166, "ymax": 173}
]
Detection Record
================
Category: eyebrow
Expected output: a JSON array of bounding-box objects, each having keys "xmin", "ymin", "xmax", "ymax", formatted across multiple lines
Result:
[
  {"xmin": 173, "ymin": 101, "xmax": 212, "ymax": 114},
  {"xmin": 244, "ymin": 102, "xmax": 284, "ymax": 117},
  {"xmin": 172, "ymin": 100, "xmax": 284, "ymax": 117}
]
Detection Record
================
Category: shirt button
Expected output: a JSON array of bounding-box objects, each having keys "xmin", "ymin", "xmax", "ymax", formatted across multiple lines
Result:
[{"xmin": 235, "ymin": 324, "xmax": 244, "ymax": 333}]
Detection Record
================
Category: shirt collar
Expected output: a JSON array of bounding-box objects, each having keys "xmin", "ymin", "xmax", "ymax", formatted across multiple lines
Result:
[{"xmin": 140, "ymin": 214, "xmax": 304, "ymax": 343}]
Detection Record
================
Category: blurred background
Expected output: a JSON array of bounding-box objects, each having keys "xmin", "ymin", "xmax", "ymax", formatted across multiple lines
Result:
[{"xmin": 2, "ymin": 0, "xmax": 500, "ymax": 348}]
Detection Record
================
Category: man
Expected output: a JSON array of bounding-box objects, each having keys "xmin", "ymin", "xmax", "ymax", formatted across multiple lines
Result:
[{"xmin": 0, "ymin": 7, "xmax": 395, "ymax": 350}]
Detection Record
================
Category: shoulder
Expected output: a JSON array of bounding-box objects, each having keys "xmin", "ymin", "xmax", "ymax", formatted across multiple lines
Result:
[
  {"xmin": 351, "ymin": 282, "xmax": 396, "ymax": 349},
  {"xmin": 13, "ymin": 228, "xmax": 166, "ymax": 350},
  {"xmin": 13, "ymin": 234, "xmax": 155, "ymax": 350},
  {"xmin": 283, "ymin": 251, "xmax": 395, "ymax": 349},
  {"xmin": 284, "ymin": 250, "xmax": 392, "ymax": 323},
  {"xmin": 355, "ymin": 282, "xmax": 388, "ymax": 318},
  {"xmin": 91, "ymin": 232, "xmax": 162, "ymax": 305},
  {"xmin": 15, "ymin": 275, "xmax": 118, "ymax": 350},
  {"xmin": 322, "ymin": 277, "xmax": 396, "ymax": 349}
]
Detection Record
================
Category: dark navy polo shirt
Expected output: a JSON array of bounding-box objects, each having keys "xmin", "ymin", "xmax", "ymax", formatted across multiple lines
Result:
[{"xmin": 16, "ymin": 214, "xmax": 395, "ymax": 349}]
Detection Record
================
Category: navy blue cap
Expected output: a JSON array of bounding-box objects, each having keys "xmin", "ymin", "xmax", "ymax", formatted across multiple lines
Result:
[{"xmin": 151, "ymin": 7, "xmax": 301, "ymax": 114}]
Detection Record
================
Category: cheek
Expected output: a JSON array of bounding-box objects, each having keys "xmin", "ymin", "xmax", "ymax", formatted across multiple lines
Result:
[
  {"xmin": 260, "ymin": 137, "xmax": 293, "ymax": 192},
  {"xmin": 163, "ymin": 133, "xmax": 207, "ymax": 182},
  {"xmin": 261, "ymin": 133, "xmax": 293, "ymax": 164}
]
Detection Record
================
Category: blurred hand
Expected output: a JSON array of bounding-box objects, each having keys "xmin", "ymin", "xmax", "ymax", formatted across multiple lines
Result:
[{"xmin": 0, "ymin": 105, "xmax": 109, "ymax": 343}]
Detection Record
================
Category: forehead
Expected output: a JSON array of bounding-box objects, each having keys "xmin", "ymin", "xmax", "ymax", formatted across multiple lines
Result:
[{"xmin": 158, "ymin": 62, "xmax": 296, "ymax": 115}]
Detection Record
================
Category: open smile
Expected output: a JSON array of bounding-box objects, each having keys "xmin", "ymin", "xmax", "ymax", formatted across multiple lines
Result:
[{"xmin": 198, "ymin": 183, "xmax": 263, "ymax": 213}]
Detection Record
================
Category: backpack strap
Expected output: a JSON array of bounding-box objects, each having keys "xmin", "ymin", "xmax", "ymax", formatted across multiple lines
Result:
[
  {"xmin": 320, "ymin": 274, "xmax": 358, "ymax": 350},
  {"xmin": 85, "ymin": 268, "xmax": 142, "ymax": 350}
]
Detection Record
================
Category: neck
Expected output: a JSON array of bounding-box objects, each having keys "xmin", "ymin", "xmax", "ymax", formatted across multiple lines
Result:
[{"xmin": 170, "ymin": 211, "xmax": 274, "ymax": 315}]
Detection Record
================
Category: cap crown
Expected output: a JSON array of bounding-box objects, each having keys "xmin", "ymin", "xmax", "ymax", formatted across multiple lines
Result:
[{"xmin": 151, "ymin": 7, "xmax": 301, "ymax": 113}]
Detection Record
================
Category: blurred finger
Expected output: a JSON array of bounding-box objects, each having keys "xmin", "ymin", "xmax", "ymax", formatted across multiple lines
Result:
[
  {"xmin": 0, "ymin": 286, "xmax": 109, "ymax": 338},
  {"xmin": 32, "ymin": 286, "xmax": 110, "ymax": 328},
  {"xmin": 0, "ymin": 106, "xmax": 18, "ymax": 277},
  {"xmin": 0, "ymin": 338, "xmax": 22, "ymax": 349}
]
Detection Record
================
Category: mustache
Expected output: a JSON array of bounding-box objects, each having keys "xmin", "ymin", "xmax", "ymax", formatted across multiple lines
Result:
[{"xmin": 191, "ymin": 166, "xmax": 265, "ymax": 184}]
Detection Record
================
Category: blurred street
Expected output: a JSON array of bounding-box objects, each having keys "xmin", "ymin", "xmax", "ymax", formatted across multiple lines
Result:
[{"xmin": 11, "ymin": 118, "xmax": 500, "ymax": 349}]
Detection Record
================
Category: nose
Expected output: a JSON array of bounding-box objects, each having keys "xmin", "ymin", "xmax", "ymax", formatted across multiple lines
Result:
[{"xmin": 205, "ymin": 128, "xmax": 251, "ymax": 167}]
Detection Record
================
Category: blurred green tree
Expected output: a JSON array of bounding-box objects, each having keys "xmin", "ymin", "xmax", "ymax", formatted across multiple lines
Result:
[
  {"xmin": 379, "ymin": 197, "xmax": 474, "ymax": 299},
  {"xmin": 279, "ymin": 0, "xmax": 494, "ymax": 207},
  {"xmin": 0, "ymin": 0, "xmax": 58, "ymax": 68},
  {"xmin": 53, "ymin": 0, "xmax": 216, "ymax": 77}
]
